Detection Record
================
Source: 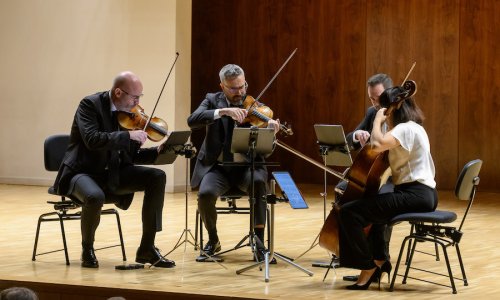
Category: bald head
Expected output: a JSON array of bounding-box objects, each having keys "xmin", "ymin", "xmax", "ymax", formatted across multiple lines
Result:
[
  {"xmin": 111, "ymin": 71, "xmax": 143, "ymax": 111},
  {"xmin": 112, "ymin": 71, "xmax": 141, "ymax": 90}
]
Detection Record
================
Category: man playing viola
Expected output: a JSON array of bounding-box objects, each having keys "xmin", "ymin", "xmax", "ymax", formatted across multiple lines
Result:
[
  {"xmin": 53, "ymin": 71, "xmax": 175, "ymax": 268},
  {"xmin": 188, "ymin": 64, "xmax": 279, "ymax": 262}
]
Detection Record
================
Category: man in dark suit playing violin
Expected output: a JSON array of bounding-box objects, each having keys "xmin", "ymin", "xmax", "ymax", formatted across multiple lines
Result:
[
  {"xmin": 188, "ymin": 64, "xmax": 279, "ymax": 262},
  {"xmin": 53, "ymin": 71, "xmax": 175, "ymax": 268},
  {"xmin": 338, "ymin": 73, "xmax": 394, "ymax": 280}
]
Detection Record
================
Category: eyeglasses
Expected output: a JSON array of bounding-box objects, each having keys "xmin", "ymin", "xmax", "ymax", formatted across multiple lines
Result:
[
  {"xmin": 223, "ymin": 81, "xmax": 248, "ymax": 94},
  {"xmin": 120, "ymin": 88, "xmax": 143, "ymax": 101}
]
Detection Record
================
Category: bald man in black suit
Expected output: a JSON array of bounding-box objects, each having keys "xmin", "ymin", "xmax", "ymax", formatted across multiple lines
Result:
[{"xmin": 53, "ymin": 71, "xmax": 174, "ymax": 268}]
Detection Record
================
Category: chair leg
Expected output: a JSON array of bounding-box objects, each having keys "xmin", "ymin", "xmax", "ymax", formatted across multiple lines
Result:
[
  {"xmin": 32, "ymin": 213, "xmax": 47, "ymax": 261},
  {"xmin": 199, "ymin": 211, "xmax": 205, "ymax": 255},
  {"xmin": 433, "ymin": 224, "xmax": 440, "ymax": 261},
  {"xmin": 455, "ymin": 243, "xmax": 468, "ymax": 286},
  {"xmin": 31, "ymin": 211, "xmax": 70, "ymax": 265},
  {"xmin": 405, "ymin": 224, "xmax": 414, "ymax": 265},
  {"xmin": 439, "ymin": 242, "xmax": 458, "ymax": 294},
  {"xmin": 112, "ymin": 210, "xmax": 127, "ymax": 261},
  {"xmin": 402, "ymin": 236, "xmax": 418, "ymax": 284},
  {"xmin": 194, "ymin": 209, "xmax": 199, "ymax": 250},
  {"xmin": 390, "ymin": 235, "xmax": 412, "ymax": 291},
  {"xmin": 57, "ymin": 213, "xmax": 71, "ymax": 266}
]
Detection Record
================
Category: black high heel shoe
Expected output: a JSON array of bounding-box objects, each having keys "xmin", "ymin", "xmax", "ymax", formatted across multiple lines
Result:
[
  {"xmin": 346, "ymin": 267, "xmax": 381, "ymax": 290},
  {"xmin": 379, "ymin": 261, "xmax": 392, "ymax": 284}
]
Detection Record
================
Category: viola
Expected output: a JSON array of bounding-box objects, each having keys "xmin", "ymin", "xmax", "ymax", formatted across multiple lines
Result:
[
  {"xmin": 116, "ymin": 105, "xmax": 168, "ymax": 142},
  {"xmin": 240, "ymin": 95, "xmax": 293, "ymax": 136}
]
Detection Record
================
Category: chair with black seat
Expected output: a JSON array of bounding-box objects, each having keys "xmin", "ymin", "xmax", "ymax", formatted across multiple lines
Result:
[
  {"xmin": 194, "ymin": 186, "xmax": 270, "ymax": 259},
  {"xmin": 32, "ymin": 134, "xmax": 126, "ymax": 265},
  {"xmin": 389, "ymin": 159, "xmax": 482, "ymax": 294}
]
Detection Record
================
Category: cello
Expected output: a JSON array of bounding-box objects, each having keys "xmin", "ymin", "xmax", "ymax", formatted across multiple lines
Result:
[{"xmin": 318, "ymin": 79, "xmax": 418, "ymax": 257}]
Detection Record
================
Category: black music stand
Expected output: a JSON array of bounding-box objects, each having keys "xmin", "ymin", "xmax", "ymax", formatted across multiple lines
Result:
[
  {"xmin": 237, "ymin": 173, "xmax": 313, "ymax": 282},
  {"xmin": 294, "ymin": 124, "xmax": 352, "ymax": 269},
  {"xmin": 151, "ymin": 131, "xmax": 226, "ymax": 268},
  {"xmin": 153, "ymin": 131, "xmax": 191, "ymax": 165},
  {"xmin": 196, "ymin": 127, "xmax": 277, "ymax": 264}
]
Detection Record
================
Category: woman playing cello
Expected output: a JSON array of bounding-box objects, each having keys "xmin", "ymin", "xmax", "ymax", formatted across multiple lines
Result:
[{"xmin": 338, "ymin": 83, "xmax": 438, "ymax": 290}]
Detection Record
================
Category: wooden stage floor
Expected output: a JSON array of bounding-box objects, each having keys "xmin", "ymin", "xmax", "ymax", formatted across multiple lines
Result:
[{"xmin": 1, "ymin": 183, "xmax": 499, "ymax": 299}]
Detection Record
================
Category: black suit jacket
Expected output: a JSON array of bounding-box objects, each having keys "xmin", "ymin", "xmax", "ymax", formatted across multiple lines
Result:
[
  {"xmin": 345, "ymin": 106, "xmax": 377, "ymax": 151},
  {"xmin": 53, "ymin": 91, "xmax": 158, "ymax": 208},
  {"xmin": 188, "ymin": 92, "xmax": 267, "ymax": 188}
]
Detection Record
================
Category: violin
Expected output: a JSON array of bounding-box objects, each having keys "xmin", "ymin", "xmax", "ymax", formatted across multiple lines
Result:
[
  {"xmin": 240, "ymin": 95, "xmax": 294, "ymax": 136},
  {"xmin": 116, "ymin": 105, "xmax": 168, "ymax": 142},
  {"xmin": 116, "ymin": 52, "xmax": 179, "ymax": 143}
]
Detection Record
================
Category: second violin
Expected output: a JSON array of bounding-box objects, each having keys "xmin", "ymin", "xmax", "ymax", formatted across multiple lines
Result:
[{"xmin": 240, "ymin": 95, "xmax": 293, "ymax": 136}]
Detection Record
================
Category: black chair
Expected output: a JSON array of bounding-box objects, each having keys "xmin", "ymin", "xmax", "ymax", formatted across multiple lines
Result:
[
  {"xmin": 32, "ymin": 134, "xmax": 126, "ymax": 265},
  {"xmin": 194, "ymin": 187, "xmax": 270, "ymax": 258},
  {"xmin": 389, "ymin": 159, "xmax": 482, "ymax": 294}
]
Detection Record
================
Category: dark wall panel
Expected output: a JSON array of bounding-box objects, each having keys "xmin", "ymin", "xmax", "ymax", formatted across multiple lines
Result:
[
  {"xmin": 459, "ymin": 0, "xmax": 500, "ymax": 190},
  {"xmin": 192, "ymin": 0, "xmax": 499, "ymax": 191},
  {"xmin": 191, "ymin": 0, "xmax": 366, "ymax": 185},
  {"xmin": 367, "ymin": 0, "xmax": 460, "ymax": 188}
]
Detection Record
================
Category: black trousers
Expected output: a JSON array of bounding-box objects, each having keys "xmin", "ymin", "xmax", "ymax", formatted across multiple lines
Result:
[
  {"xmin": 338, "ymin": 182, "xmax": 438, "ymax": 270},
  {"xmin": 336, "ymin": 179, "xmax": 394, "ymax": 260},
  {"xmin": 197, "ymin": 165, "xmax": 268, "ymax": 240},
  {"xmin": 70, "ymin": 165, "xmax": 166, "ymax": 248}
]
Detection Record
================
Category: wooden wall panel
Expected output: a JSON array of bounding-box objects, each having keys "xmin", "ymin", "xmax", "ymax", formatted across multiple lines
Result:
[
  {"xmin": 191, "ymin": 0, "xmax": 366, "ymax": 185},
  {"xmin": 459, "ymin": 0, "xmax": 500, "ymax": 190},
  {"xmin": 192, "ymin": 0, "xmax": 499, "ymax": 191},
  {"xmin": 367, "ymin": 0, "xmax": 460, "ymax": 189}
]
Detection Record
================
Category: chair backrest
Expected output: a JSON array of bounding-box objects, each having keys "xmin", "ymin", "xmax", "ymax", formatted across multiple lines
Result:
[
  {"xmin": 44, "ymin": 134, "xmax": 70, "ymax": 171},
  {"xmin": 454, "ymin": 159, "xmax": 482, "ymax": 200},
  {"xmin": 454, "ymin": 159, "xmax": 482, "ymax": 231}
]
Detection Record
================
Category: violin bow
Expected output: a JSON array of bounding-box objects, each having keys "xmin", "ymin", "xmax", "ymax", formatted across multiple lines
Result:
[
  {"xmin": 401, "ymin": 62, "xmax": 416, "ymax": 85},
  {"xmin": 143, "ymin": 52, "xmax": 180, "ymax": 131},
  {"xmin": 254, "ymin": 48, "xmax": 298, "ymax": 102}
]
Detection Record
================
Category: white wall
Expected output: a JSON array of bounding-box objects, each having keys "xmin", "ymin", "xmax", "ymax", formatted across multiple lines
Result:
[{"xmin": 0, "ymin": 0, "xmax": 192, "ymax": 192}]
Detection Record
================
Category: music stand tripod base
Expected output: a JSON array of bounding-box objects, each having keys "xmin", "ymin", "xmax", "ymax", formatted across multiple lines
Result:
[
  {"xmin": 196, "ymin": 255, "xmax": 224, "ymax": 262},
  {"xmin": 236, "ymin": 199, "xmax": 314, "ymax": 282}
]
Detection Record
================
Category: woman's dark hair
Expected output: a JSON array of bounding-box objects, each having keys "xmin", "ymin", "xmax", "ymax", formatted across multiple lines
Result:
[{"xmin": 379, "ymin": 86, "xmax": 425, "ymax": 126}]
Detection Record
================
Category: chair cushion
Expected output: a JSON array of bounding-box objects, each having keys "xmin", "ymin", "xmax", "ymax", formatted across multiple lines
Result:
[
  {"xmin": 221, "ymin": 187, "xmax": 247, "ymax": 198},
  {"xmin": 389, "ymin": 210, "xmax": 457, "ymax": 225}
]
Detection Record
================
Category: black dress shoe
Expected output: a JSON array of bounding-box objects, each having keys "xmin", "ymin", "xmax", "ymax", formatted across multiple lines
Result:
[
  {"xmin": 81, "ymin": 247, "xmax": 99, "ymax": 268},
  {"xmin": 346, "ymin": 268, "xmax": 381, "ymax": 290},
  {"xmin": 202, "ymin": 240, "xmax": 221, "ymax": 256},
  {"xmin": 135, "ymin": 246, "xmax": 175, "ymax": 268}
]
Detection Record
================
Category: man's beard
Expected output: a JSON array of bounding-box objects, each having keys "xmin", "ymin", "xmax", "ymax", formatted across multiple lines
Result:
[{"xmin": 229, "ymin": 94, "xmax": 244, "ymax": 104}]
